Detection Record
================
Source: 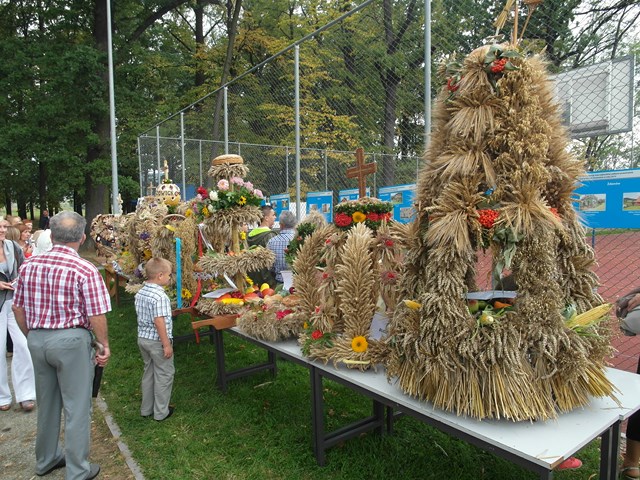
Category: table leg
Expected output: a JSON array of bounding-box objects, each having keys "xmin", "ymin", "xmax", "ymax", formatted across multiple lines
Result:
[
  {"xmin": 214, "ymin": 328, "xmax": 227, "ymax": 393},
  {"xmin": 373, "ymin": 400, "xmax": 384, "ymax": 436},
  {"xmin": 310, "ymin": 367, "xmax": 326, "ymax": 466},
  {"xmin": 600, "ymin": 422, "xmax": 621, "ymax": 480}
]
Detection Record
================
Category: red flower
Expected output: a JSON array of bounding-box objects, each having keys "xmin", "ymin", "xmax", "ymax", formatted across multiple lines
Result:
[
  {"xmin": 276, "ymin": 309, "xmax": 293, "ymax": 320},
  {"xmin": 478, "ymin": 209, "xmax": 499, "ymax": 229},
  {"xmin": 196, "ymin": 186, "xmax": 208, "ymax": 196},
  {"xmin": 384, "ymin": 239, "xmax": 394, "ymax": 248},
  {"xmin": 325, "ymin": 238, "xmax": 332, "ymax": 244},
  {"xmin": 382, "ymin": 212, "xmax": 392, "ymax": 221},
  {"xmin": 297, "ymin": 236, "xmax": 303, "ymax": 241},
  {"xmin": 335, "ymin": 213, "xmax": 352, "ymax": 227},
  {"xmin": 311, "ymin": 330, "xmax": 323, "ymax": 340},
  {"xmin": 367, "ymin": 212, "xmax": 380, "ymax": 222}
]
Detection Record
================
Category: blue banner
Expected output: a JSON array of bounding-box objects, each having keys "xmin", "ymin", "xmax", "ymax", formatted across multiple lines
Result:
[
  {"xmin": 269, "ymin": 193, "xmax": 290, "ymax": 219},
  {"xmin": 306, "ymin": 191, "xmax": 333, "ymax": 223},
  {"xmin": 378, "ymin": 184, "xmax": 417, "ymax": 224},
  {"xmin": 574, "ymin": 169, "xmax": 640, "ymax": 229},
  {"xmin": 338, "ymin": 188, "xmax": 370, "ymax": 203}
]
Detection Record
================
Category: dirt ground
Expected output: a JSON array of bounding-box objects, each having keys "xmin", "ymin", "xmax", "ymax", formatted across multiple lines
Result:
[{"xmin": 0, "ymin": 357, "xmax": 137, "ymax": 480}]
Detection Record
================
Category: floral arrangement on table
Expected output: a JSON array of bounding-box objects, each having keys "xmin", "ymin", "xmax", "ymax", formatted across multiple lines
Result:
[
  {"xmin": 384, "ymin": 31, "xmax": 614, "ymax": 421},
  {"xmin": 333, "ymin": 197, "xmax": 392, "ymax": 232},
  {"xmin": 295, "ymin": 218, "xmax": 407, "ymax": 370},
  {"xmin": 195, "ymin": 154, "xmax": 275, "ymax": 320}
]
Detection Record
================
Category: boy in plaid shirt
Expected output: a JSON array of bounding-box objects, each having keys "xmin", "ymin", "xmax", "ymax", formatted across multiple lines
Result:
[{"xmin": 134, "ymin": 258, "xmax": 175, "ymax": 421}]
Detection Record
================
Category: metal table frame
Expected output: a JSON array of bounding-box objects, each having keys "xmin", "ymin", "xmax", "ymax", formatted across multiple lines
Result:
[{"xmin": 213, "ymin": 328, "xmax": 639, "ymax": 480}]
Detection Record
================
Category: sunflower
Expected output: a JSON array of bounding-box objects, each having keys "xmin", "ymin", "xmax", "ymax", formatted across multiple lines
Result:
[
  {"xmin": 352, "ymin": 211, "xmax": 366, "ymax": 223},
  {"xmin": 238, "ymin": 196, "xmax": 247, "ymax": 205},
  {"xmin": 351, "ymin": 335, "xmax": 368, "ymax": 353},
  {"xmin": 202, "ymin": 206, "xmax": 210, "ymax": 217},
  {"xmin": 185, "ymin": 208, "xmax": 193, "ymax": 217},
  {"xmin": 182, "ymin": 288, "xmax": 192, "ymax": 300}
]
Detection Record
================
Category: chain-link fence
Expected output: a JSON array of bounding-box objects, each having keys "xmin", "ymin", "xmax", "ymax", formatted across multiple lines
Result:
[
  {"xmin": 137, "ymin": 0, "xmax": 640, "ymax": 369},
  {"xmin": 138, "ymin": 0, "xmax": 638, "ymax": 200}
]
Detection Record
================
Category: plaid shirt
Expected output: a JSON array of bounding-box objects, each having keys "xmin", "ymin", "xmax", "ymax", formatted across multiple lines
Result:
[
  {"xmin": 266, "ymin": 229, "xmax": 295, "ymax": 282},
  {"xmin": 13, "ymin": 245, "xmax": 111, "ymax": 329},
  {"xmin": 135, "ymin": 283, "xmax": 173, "ymax": 341}
]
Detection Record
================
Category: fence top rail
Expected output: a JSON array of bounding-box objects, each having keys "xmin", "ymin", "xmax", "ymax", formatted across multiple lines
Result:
[
  {"xmin": 139, "ymin": 136, "xmax": 422, "ymax": 161},
  {"xmin": 138, "ymin": 0, "xmax": 376, "ymax": 137}
]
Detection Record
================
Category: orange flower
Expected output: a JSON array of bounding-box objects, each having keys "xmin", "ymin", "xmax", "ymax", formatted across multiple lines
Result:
[{"xmin": 351, "ymin": 336, "xmax": 368, "ymax": 353}]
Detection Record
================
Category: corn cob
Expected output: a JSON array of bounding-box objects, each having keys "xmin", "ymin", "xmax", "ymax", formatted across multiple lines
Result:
[{"xmin": 565, "ymin": 303, "xmax": 612, "ymax": 329}]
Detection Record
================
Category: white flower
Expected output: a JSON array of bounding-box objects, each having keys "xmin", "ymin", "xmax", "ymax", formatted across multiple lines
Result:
[{"xmin": 209, "ymin": 191, "xmax": 219, "ymax": 201}]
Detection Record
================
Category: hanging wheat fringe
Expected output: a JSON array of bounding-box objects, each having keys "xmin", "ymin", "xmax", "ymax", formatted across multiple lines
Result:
[
  {"xmin": 202, "ymin": 206, "xmax": 262, "ymax": 239},
  {"xmin": 195, "ymin": 297, "xmax": 243, "ymax": 317},
  {"xmin": 207, "ymin": 163, "xmax": 249, "ymax": 182},
  {"xmin": 197, "ymin": 247, "xmax": 275, "ymax": 277}
]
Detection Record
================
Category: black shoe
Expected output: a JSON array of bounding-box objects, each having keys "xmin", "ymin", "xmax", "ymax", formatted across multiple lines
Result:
[
  {"xmin": 37, "ymin": 457, "xmax": 66, "ymax": 476},
  {"xmin": 85, "ymin": 463, "xmax": 100, "ymax": 480},
  {"xmin": 156, "ymin": 406, "xmax": 175, "ymax": 421}
]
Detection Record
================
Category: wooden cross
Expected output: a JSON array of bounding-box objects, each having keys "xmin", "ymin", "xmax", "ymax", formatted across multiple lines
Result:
[{"xmin": 346, "ymin": 147, "xmax": 376, "ymax": 198}]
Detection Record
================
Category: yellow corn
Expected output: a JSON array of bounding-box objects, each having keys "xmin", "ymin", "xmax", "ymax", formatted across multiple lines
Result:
[
  {"xmin": 566, "ymin": 303, "xmax": 612, "ymax": 328},
  {"xmin": 403, "ymin": 299, "xmax": 422, "ymax": 310}
]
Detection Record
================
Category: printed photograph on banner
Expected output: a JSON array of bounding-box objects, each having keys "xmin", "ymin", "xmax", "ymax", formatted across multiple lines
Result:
[
  {"xmin": 622, "ymin": 192, "xmax": 640, "ymax": 211},
  {"xmin": 578, "ymin": 193, "xmax": 606, "ymax": 211}
]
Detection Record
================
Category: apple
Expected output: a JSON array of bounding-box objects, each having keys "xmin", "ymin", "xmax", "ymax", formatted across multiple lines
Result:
[
  {"xmin": 468, "ymin": 299, "xmax": 480, "ymax": 314},
  {"xmin": 289, "ymin": 286, "xmax": 296, "ymax": 294},
  {"xmin": 262, "ymin": 288, "xmax": 275, "ymax": 297}
]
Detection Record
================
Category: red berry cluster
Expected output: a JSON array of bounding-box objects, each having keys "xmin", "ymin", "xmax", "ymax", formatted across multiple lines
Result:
[
  {"xmin": 230, "ymin": 291, "xmax": 244, "ymax": 299},
  {"xmin": 490, "ymin": 58, "xmax": 507, "ymax": 73},
  {"xmin": 478, "ymin": 209, "xmax": 499, "ymax": 229}
]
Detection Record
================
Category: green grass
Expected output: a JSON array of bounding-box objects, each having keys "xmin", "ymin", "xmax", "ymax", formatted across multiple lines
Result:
[{"xmin": 102, "ymin": 300, "xmax": 605, "ymax": 480}]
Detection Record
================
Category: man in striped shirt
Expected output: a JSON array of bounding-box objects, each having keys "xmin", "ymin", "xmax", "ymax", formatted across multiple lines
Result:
[
  {"xmin": 13, "ymin": 211, "xmax": 110, "ymax": 480},
  {"xmin": 267, "ymin": 211, "xmax": 297, "ymax": 284},
  {"xmin": 134, "ymin": 257, "xmax": 175, "ymax": 421}
]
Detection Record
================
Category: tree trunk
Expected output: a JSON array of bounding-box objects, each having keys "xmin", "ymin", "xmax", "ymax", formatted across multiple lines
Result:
[{"xmin": 84, "ymin": 0, "xmax": 111, "ymax": 248}]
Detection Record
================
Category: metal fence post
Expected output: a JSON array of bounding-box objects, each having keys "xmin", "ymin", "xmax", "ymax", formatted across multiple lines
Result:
[
  {"xmin": 295, "ymin": 45, "xmax": 301, "ymax": 221},
  {"xmin": 224, "ymin": 86, "xmax": 229, "ymax": 154},
  {"xmin": 156, "ymin": 125, "xmax": 161, "ymax": 185},
  {"xmin": 180, "ymin": 112, "xmax": 186, "ymax": 194},
  {"xmin": 137, "ymin": 136, "xmax": 143, "ymax": 197}
]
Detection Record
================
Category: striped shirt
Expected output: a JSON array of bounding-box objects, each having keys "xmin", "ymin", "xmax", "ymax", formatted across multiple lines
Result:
[
  {"xmin": 13, "ymin": 245, "xmax": 111, "ymax": 329},
  {"xmin": 266, "ymin": 229, "xmax": 295, "ymax": 283},
  {"xmin": 135, "ymin": 283, "xmax": 173, "ymax": 341}
]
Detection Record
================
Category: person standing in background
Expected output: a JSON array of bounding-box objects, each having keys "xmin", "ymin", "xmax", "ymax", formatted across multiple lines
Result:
[
  {"xmin": 247, "ymin": 205, "xmax": 277, "ymax": 286},
  {"xmin": 266, "ymin": 211, "xmax": 297, "ymax": 284},
  {"xmin": 0, "ymin": 217, "xmax": 36, "ymax": 412},
  {"xmin": 38, "ymin": 210, "xmax": 50, "ymax": 230},
  {"xmin": 13, "ymin": 211, "xmax": 110, "ymax": 480}
]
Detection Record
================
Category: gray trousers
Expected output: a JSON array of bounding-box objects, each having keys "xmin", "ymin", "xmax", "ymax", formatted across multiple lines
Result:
[
  {"xmin": 138, "ymin": 337, "xmax": 174, "ymax": 420},
  {"xmin": 28, "ymin": 328, "xmax": 94, "ymax": 480}
]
